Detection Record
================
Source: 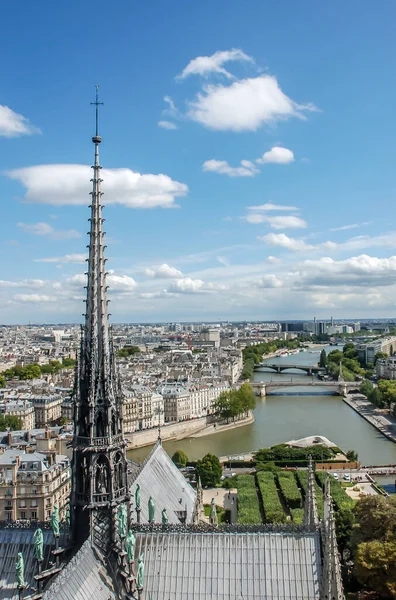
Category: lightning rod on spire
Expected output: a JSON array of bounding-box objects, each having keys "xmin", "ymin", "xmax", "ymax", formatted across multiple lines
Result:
[{"xmin": 91, "ymin": 85, "xmax": 104, "ymax": 142}]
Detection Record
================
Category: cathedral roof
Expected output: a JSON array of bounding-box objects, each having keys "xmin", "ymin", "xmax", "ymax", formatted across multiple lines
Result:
[
  {"xmin": 134, "ymin": 530, "xmax": 322, "ymax": 599},
  {"xmin": 42, "ymin": 540, "xmax": 116, "ymax": 600},
  {"xmin": 129, "ymin": 441, "xmax": 196, "ymax": 524},
  {"xmin": 0, "ymin": 528, "xmax": 67, "ymax": 600}
]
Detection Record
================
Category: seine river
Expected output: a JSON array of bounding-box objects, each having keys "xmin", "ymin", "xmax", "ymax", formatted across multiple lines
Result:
[{"xmin": 127, "ymin": 346, "xmax": 396, "ymax": 466}]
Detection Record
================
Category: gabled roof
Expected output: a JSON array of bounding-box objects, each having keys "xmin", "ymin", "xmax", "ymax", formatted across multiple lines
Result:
[
  {"xmin": 0, "ymin": 529, "xmax": 67, "ymax": 600},
  {"xmin": 135, "ymin": 530, "xmax": 322, "ymax": 599},
  {"xmin": 42, "ymin": 540, "xmax": 115, "ymax": 600},
  {"xmin": 129, "ymin": 441, "xmax": 196, "ymax": 524}
]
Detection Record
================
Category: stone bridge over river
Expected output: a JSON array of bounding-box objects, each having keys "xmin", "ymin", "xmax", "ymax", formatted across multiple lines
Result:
[
  {"xmin": 251, "ymin": 379, "xmax": 359, "ymax": 397},
  {"xmin": 255, "ymin": 363, "xmax": 327, "ymax": 375}
]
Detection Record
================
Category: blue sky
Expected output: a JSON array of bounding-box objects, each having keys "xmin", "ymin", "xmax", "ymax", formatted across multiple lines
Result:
[{"xmin": 1, "ymin": 1, "xmax": 396, "ymax": 323}]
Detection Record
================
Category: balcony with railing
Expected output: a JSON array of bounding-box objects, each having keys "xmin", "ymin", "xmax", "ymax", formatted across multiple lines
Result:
[{"xmin": 75, "ymin": 433, "xmax": 125, "ymax": 448}]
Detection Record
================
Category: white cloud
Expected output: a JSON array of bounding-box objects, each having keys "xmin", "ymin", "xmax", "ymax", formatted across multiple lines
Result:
[
  {"xmin": 107, "ymin": 274, "xmax": 137, "ymax": 292},
  {"xmin": 0, "ymin": 279, "xmax": 45, "ymax": 289},
  {"xmin": 202, "ymin": 159, "xmax": 259, "ymax": 177},
  {"xmin": 158, "ymin": 120, "xmax": 178, "ymax": 130},
  {"xmin": 329, "ymin": 222, "xmax": 370, "ymax": 232},
  {"xmin": 145, "ymin": 264, "xmax": 183, "ymax": 279},
  {"xmin": 34, "ymin": 253, "xmax": 87, "ymax": 264},
  {"xmin": 0, "ymin": 105, "xmax": 40, "ymax": 137},
  {"xmin": 164, "ymin": 96, "xmax": 177, "ymax": 112},
  {"xmin": 258, "ymin": 233, "xmax": 314, "ymax": 252},
  {"xmin": 17, "ymin": 222, "xmax": 81, "ymax": 240},
  {"xmin": 7, "ymin": 165, "xmax": 188, "ymax": 209},
  {"xmin": 296, "ymin": 255, "xmax": 396, "ymax": 288},
  {"xmin": 243, "ymin": 214, "xmax": 307, "ymax": 228},
  {"xmin": 187, "ymin": 74, "xmax": 317, "ymax": 131},
  {"xmin": 216, "ymin": 256, "xmax": 230, "ymax": 267},
  {"xmin": 256, "ymin": 275, "xmax": 283, "ymax": 288},
  {"xmin": 257, "ymin": 146, "xmax": 295, "ymax": 164},
  {"xmin": 168, "ymin": 277, "xmax": 204, "ymax": 293},
  {"xmin": 247, "ymin": 203, "xmax": 299, "ymax": 212},
  {"xmin": 177, "ymin": 49, "xmax": 254, "ymax": 80},
  {"xmin": 13, "ymin": 294, "xmax": 57, "ymax": 303},
  {"xmin": 266, "ymin": 256, "xmax": 281, "ymax": 264}
]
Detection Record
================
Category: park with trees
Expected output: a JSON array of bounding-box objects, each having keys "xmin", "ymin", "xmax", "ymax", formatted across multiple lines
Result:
[{"xmin": 213, "ymin": 383, "xmax": 256, "ymax": 422}]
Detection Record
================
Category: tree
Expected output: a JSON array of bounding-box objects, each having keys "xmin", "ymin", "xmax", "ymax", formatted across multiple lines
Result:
[
  {"xmin": 378, "ymin": 380, "xmax": 396, "ymax": 408},
  {"xmin": 346, "ymin": 449, "xmax": 358, "ymax": 462},
  {"xmin": 62, "ymin": 357, "xmax": 76, "ymax": 368},
  {"xmin": 117, "ymin": 346, "xmax": 140, "ymax": 358},
  {"xmin": 360, "ymin": 379, "xmax": 373, "ymax": 397},
  {"xmin": 0, "ymin": 414, "xmax": 23, "ymax": 431},
  {"xmin": 352, "ymin": 495, "xmax": 396, "ymax": 597},
  {"xmin": 319, "ymin": 349, "xmax": 328, "ymax": 368},
  {"xmin": 237, "ymin": 383, "xmax": 256, "ymax": 414},
  {"xmin": 172, "ymin": 450, "xmax": 189, "ymax": 468},
  {"xmin": 0, "ymin": 375, "xmax": 4, "ymax": 388},
  {"xmin": 196, "ymin": 453, "xmax": 222, "ymax": 487},
  {"xmin": 368, "ymin": 387, "xmax": 384, "ymax": 408}
]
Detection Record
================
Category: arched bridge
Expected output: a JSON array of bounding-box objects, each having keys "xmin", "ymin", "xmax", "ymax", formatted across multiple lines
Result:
[
  {"xmin": 255, "ymin": 363, "xmax": 326, "ymax": 375},
  {"xmin": 251, "ymin": 380, "xmax": 359, "ymax": 397}
]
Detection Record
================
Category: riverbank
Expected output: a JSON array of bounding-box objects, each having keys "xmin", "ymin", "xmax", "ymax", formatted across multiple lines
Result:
[
  {"xmin": 343, "ymin": 394, "xmax": 396, "ymax": 444},
  {"xmin": 189, "ymin": 411, "xmax": 254, "ymax": 438},
  {"xmin": 125, "ymin": 411, "xmax": 254, "ymax": 449}
]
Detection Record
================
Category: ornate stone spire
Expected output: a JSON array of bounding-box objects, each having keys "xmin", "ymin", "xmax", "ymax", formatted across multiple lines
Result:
[
  {"xmin": 71, "ymin": 88, "xmax": 129, "ymax": 550},
  {"xmin": 304, "ymin": 456, "xmax": 319, "ymax": 528},
  {"xmin": 321, "ymin": 476, "xmax": 345, "ymax": 600}
]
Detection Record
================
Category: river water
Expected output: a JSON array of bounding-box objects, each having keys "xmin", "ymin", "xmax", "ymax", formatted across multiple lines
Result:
[{"xmin": 127, "ymin": 346, "xmax": 396, "ymax": 466}]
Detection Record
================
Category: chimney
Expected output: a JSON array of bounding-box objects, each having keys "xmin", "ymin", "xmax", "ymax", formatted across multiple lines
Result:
[
  {"xmin": 45, "ymin": 424, "xmax": 50, "ymax": 440},
  {"xmin": 26, "ymin": 430, "xmax": 31, "ymax": 442}
]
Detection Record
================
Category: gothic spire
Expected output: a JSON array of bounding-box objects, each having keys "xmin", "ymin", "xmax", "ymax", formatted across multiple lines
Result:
[
  {"xmin": 321, "ymin": 476, "xmax": 345, "ymax": 600},
  {"xmin": 71, "ymin": 88, "xmax": 128, "ymax": 551},
  {"xmin": 304, "ymin": 456, "xmax": 319, "ymax": 528}
]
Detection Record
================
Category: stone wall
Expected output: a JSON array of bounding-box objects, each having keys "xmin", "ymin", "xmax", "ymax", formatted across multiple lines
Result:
[{"xmin": 125, "ymin": 416, "xmax": 209, "ymax": 449}]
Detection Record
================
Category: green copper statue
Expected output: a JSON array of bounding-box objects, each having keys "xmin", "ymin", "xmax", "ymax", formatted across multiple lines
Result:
[
  {"xmin": 51, "ymin": 504, "xmax": 60, "ymax": 537},
  {"xmin": 137, "ymin": 552, "xmax": 145, "ymax": 590},
  {"xmin": 33, "ymin": 528, "xmax": 44, "ymax": 562},
  {"xmin": 209, "ymin": 498, "xmax": 218, "ymax": 525},
  {"xmin": 65, "ymin": 504, "xmax": 70, "ymax": 527},
  {"xmin": 15, "ymin": 552, "xmax": 25, "ymax": 588},
  {"xmin": 125, "ymin": 529, "xmax": 136, "ymax": 562},
  {"xmin": 148, "ymin": 496, "xmax": 155, "ymax": 523},
  {"xmin": 161, "ymin": 508, "xmax": 168, "ymax": 525},
  {"xmin": 135, "ymin": 484, "xmax": 141, "ymax": 510},
  {"xmin": 117, "ymin": 503, "xmax": 128, "ymax": 538}
]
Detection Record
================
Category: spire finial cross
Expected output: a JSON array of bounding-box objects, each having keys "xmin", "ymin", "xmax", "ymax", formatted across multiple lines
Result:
[{"xmin": 91, "ymin": 85, "xmax": 104, "ymax": 137}]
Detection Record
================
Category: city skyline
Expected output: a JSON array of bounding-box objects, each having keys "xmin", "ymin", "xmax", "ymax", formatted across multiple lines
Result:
[{"xmin": 1, "ymin": 1, "xmax": 396, "ymax": 323}]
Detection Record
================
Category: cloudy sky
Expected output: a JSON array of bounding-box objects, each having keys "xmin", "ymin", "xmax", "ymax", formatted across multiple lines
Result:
[{"xmin": 1, "ymin": 1, "xmax": 396, "ymax": 323}]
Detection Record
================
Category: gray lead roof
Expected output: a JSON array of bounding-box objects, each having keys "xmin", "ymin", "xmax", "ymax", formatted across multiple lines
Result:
[{"xmin": 135, "ymin": 531, "xmax": 322, "ymax": 599}]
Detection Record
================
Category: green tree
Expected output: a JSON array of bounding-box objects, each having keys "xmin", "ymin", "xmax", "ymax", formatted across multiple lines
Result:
[
  {"xmin": 360, "ymin": 379, "xmax": 373, "ymax": 397},
  {"xmin": 378, "ymin": 380, "xmax": 396, "ymax": 408},
  {"xmin": 196, "ymin": 453, "xmax": 222, "ymax": 487},
  {"xmin": 171, "ymin": 450, "xmax": 189, "ymax": 468},
  {"xmin": 0, "ymin": 375, "xmax": 4, "ymax": 388},
  {"xmin": 346, "ymin": 449, "xmax": 358, "ymax": 462},
  {"xmin": 352, "ymin": 495, "xmax": 396, "ymax": 597},
  {"xmin": 319, "ymin": 349, "xmax": 328, "ymax": 368},
  {"xmin": 0, "ymin": 414, "xmax": 23, "ymax": 431},
  {"xmin": 237, "ymin": 383, "xmax": 256, "ymax": 414},
  {"xmin": 368, "ymin": 387, "xmax": 384, "ymax": 408},
  {"xmin": 117, "ymin": 346, "xmax": 141, "ymax": 358},
  {"xmin": 62, "ymin": 357, "xmax": 76, "ymax": 368}
]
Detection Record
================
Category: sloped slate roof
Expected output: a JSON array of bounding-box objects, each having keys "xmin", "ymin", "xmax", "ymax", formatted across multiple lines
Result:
[
  {"xmin": 129, "ymin": 441, "xmax": 196, "ymax": 524},
  {"xmin": 0, "ymin": 529, "xmax": 67, "ymax": 600},
  {"xmin": 135, "ymin": 531, "xmax": 322, "ymax": 599},
  {"xmin": 42, "ymin": 540, "xmax": 116, "ymax": 600}
]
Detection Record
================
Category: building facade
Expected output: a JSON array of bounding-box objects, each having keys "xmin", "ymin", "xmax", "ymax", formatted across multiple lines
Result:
[
  {"xmin": 0, "ymin": 449, "xmax": 70, "ymax": 522},
  {"xmin": 32, "ymin": 395, "xmax": 63, "ymax": 427},
  {"xmin": 1, "ymin": 399, "xmax": 35, "ymax": 430}
]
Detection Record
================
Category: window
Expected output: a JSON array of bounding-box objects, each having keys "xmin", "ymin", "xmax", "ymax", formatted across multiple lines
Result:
[
  {"xmin": 46, "ymin": 510, "xmax": 51, "ymax": 519},
  {"xmin": 20, "ymin": 487, "xmax": 26, "ymax": 495},
  {"xmin": 20, "ymin": 511, "xmax": 26, "ymax": 519},
  {"xmin": 45, "ymin": 486, "xmax": 49, "ymax": 493},
  {"xmin": 5, "ymin": 489, "xmax": 12, "ymax": 497},
  {"xmin": 31, "ymin": 511, "xmax": 37, "ymax": 519},
  {"xmin": 31, "ymin": 488, "xmax": 37, "ymax": 495}
]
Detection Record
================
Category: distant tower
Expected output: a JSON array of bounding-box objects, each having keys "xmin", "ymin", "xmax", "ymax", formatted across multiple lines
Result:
[
  {"xmin": 321, "ymin": 477, "xmax": 345, "ymax": 600},
  {"xmin": 338, "ymin": 361, "xmax": 344, "ymax": 383},
  {"xmin": 303, "ymin": 456, "xmax": 319, "ymax": 528},
  {"xmin": 71, "ymin": 88, "xmax": 129, "ymax": 551},
  {"xmin": 331, "ymin": 316, "xmax": 334, "ymax": 327}
]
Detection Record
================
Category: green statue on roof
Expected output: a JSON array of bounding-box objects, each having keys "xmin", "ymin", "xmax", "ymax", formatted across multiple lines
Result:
[
  {"xmin": 135, "ymin": 484, "xmax": 141, "ymax": 510},
  {"xmin": 33, "ymin": 528, "xmax": 44, "ymax": 562},
  {"xmin": 51, "ymin": 504, "xmax": 60, "ymax": 537},
  {"xmin": 161, "ymin": 508, "xmax": 168, "ymax": 525},
  {"xmin": 148, "ymin": 496, "xmax": 155, "ymax": 523},
  {"xmin": 117, "ymin": 503, "xmax": 128, "ymax": 538},
  {"xmin": 16, "ymin": 552, "xmax": 25, "ymax": 588},
  {"xmin": 125, "ymin": 529, "xmax": 136, "ymax": 562},
  {"xmin": 137, "ymin": 552, "xmax": 145, "ymax": 590}
]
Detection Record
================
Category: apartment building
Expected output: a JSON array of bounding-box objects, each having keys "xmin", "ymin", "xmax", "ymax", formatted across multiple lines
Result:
[
  {"xmin": 1, "ymin": 399, "xmax": 35, "ymax": 430},
  {"xmin": 0, "ymin": 449, "xmax": 70, "ymax": 522},
  {"xmin": 32, "ymin": 395, "xmax": 63, "ymax": 427},
  {"xmin": 157, "ymin": 384, "xmax": 191, "ymax": 422},
  {"xmin": 376, "ymin": 356, "xmax": 396, "ymax": 380}
]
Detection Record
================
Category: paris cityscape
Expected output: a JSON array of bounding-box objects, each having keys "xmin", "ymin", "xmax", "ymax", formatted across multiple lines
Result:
[{"xmin": 1, "ymin": 1, "xmax": 396, "ymax": 599}]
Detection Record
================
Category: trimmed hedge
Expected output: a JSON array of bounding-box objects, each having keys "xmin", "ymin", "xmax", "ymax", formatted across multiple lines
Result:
[
  {"xmin": 254, "ymin": 444, "xmax": 333, "ymax": 463},
  {"xmin": 236, "ymin": 475, "xmax": 262, "ymax": 524},
  {"xmin": 277, "ymin": 471, "xmax": 303, "ymax": 509},
  {"xmin": 256, "ymin": 472, "xmax": 287, "ymax": 524},
  {"xmin": 315, "ymin": 472, "xmax": 355, "ymax": 511},
  {"xmin": 295, "ymin": 470, "xmax": 324, "ymax": 519},
  {"xmin": 291, "ymin": 508, "xmax": 304, "ymax": 525}
]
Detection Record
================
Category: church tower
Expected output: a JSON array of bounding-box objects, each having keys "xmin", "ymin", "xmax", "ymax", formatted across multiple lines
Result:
[{"xmin": 71, "ymin": 88, "xmax": 129, "ymax": 551}]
